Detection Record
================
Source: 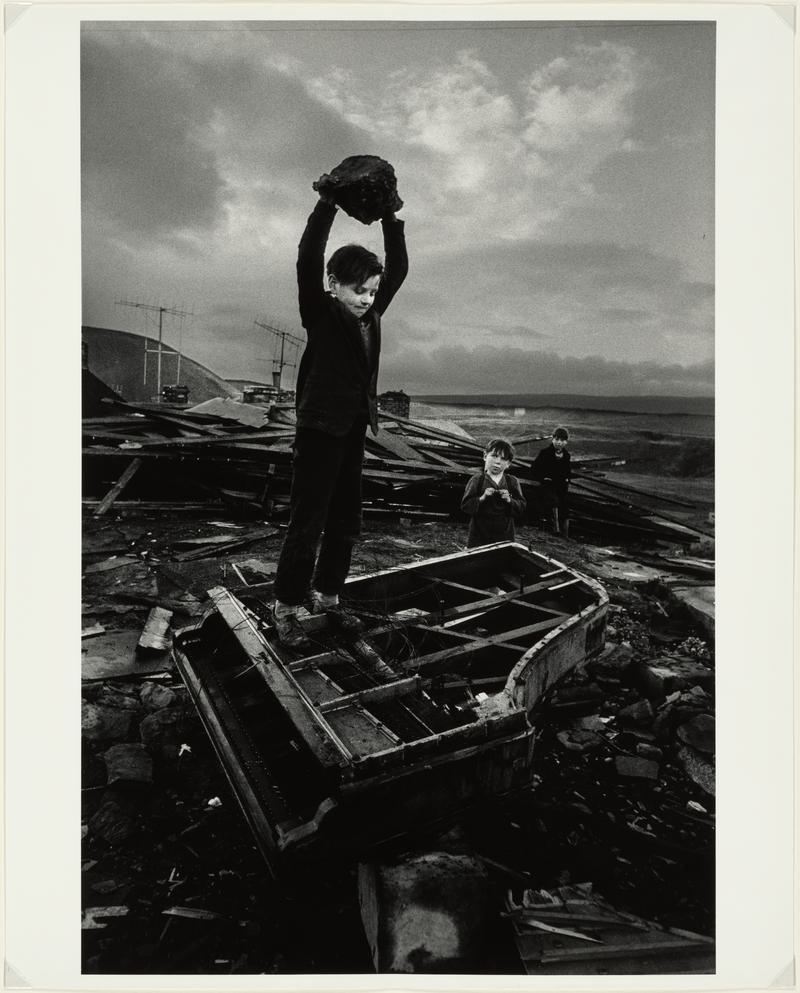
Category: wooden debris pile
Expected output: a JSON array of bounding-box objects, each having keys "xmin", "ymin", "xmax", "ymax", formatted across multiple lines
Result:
[
  {"xmin": 505, "ymin": 883, "xmax": 713, "ymax": 974},
  {"xmin": 83, "ymin": 398, "xmax": 709, "ymax": 545}
]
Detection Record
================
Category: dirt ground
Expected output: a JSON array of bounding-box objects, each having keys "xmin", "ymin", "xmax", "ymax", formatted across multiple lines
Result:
[{"xmin": 82, "ymin": 509, "xmax": 715, "ymax": 975}]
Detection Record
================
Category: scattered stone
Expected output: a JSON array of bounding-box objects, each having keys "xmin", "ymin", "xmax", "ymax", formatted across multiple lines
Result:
[
  {"xmin": 103, "ymin": 743, "xmax": 153, "ymax": 786},
  {"xmin": 92, "ymin": 879, "xmax": 123, "ymax": 894},
  {"xmin": 617, "ymin": 698, "xmax": 655, "ymax": 729},
  {"xmin": 615, "ymin": 756, "xmax": 660, "ymax": 780},
  {"xmin": 664, "ymin": 584, "xmax": 714, "ymax": 637},
  {"xmin": 587, "ymin": 641, "xmax": 633, "ymax": 677},
  {"xmin": 140, "ymin": 708, "xmax": 192, "ymax": 752},
  {"xmin": 556, "ymin": 729, "xmax": 603, "ymax": 754},
  {"xmin": 88, "ymin": 798, "xmax": 137, "ymax": 844},
  {"xmin": 677, "ymin": 745, "xmax": 715, "ymax": 796},
  {"xmin": 677, "ymin": 714, "xmax": 715, "ymax": 756},
  {"xmin": 636, "ymin": 742, "xmax": 663, "ymax": 761},
  {"xmin": 572, "ymin": 714, "xmax": 607, "ymax": 732},
  {"xmin": 96, "ymin": 685, "xmax": 142, "ymax": 711},
  {"xmin": 140, "ymin": 682, "xmax": 178, "ymax": 712},
  {"xmin": 82, "ymin": 703, "xmax": 134, "ymax": 742},
  {"xmin": 630, "ymin": 658, "xmax": 714, "ymax": 702}
]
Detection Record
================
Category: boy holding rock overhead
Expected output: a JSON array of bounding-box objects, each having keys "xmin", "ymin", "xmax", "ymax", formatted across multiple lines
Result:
[{"xmin": 272, "ymin": 157, "xmax": 408, "ymax": 650}]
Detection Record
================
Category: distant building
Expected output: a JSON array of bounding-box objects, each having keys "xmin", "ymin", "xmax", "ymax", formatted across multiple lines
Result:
[{"xmin": 378, "ymin": 389, "xmax": 410, "ymax": 419}]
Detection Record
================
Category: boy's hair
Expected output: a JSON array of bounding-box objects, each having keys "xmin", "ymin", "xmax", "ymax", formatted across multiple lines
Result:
[
  {"xmin": 327, "ymin": 244, "xmax": 383, "ymax": 287},
  {"xmin": 553, "ymin": 426, "xmax": 570, "ymax": 441},
  {"xmin": 485, "ymin": 437, "xmax": 515, "ymax": 461}
]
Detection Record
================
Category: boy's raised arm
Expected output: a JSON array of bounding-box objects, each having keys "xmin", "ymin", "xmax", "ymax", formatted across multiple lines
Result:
[
  {"xmin": 296, "ymin": 196, "xmax": 337, "ymax": 329},
  {"xmin": 374, "ymin": 210, "xmax": 408, "ymax": 315}
]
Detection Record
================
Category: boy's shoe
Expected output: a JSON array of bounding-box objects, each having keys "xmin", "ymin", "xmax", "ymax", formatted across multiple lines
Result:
[
  {"xmin": 271, "ymin": 608, "xmax": 312, "ymax": 651},
  {"xmin": 306, "ymin": 597, "xmax": 365, "ymax": 635}
]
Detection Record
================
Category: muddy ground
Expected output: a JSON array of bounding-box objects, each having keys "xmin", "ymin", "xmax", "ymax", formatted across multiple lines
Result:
[{"xmin": 82, "ymin": 511, "xmax": 715, "ymax": 975}]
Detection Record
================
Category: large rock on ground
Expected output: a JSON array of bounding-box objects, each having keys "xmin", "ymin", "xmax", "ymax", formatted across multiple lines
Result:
[
  {"xmin": 664, "ymin": 584, "xmax": 715, "ymax": 637},
  {"xmin": 103, "ymin": 743, "xmax": 153, "ymax": 786},
  {"xmin": 617, "ymin": 698, "xmax": 655, "ymax": 729},
  {"xmin": 140, "ymin": 681, "xmax": 178, "ymax": 712},
  {"xmin": 615, "ymin": 756, "xmax": 660, "ymax": 780},
  {"xmin": 630, "ymin": 657, "xmax": 714, "ymax": 702},
  {"xmin": 678, "ymin": 745, "xmax": 715, "ymax": 796},
  {"xmin": 677, "ymin": 714, "xmax": 715, "ymax": 755},
  {"xmin": 358, "ymin": 853, "xmax": 491, "ymax": 972},
  {"xmin": 586, "ymin": 641, "xmax": 633, "ymax": 678},
  {"xmin": 139, "ymin": 707, "xmax": 193, "ymax": 754},
  {"xmin": 82, "ymin": 703, "xmax": 134, "ymax": 742},
  {"xmin": 88, "ymin": 797, "xmax": 137, "ymax": 844}
]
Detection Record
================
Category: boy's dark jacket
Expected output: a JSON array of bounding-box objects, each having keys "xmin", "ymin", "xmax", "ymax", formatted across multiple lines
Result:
[
  {"xmin": 461, "ymin": 470, "xmax": 526, "ymax": 547},
  {"xmin": 532, "ymin": 444, "xmax": 572, "ymax": 492},
  {"xmin": 294, "ymin": 200, "xmax": 408, "ymax": 436}
]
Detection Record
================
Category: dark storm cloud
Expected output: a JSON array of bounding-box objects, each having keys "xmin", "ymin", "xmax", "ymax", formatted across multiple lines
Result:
[
  {"xmin": 382, "ymin": 343, "xmax": 713, "ymax": 396},
  {"xmin": 81, "ymin": 33, "xmax": 227, "ymax": 236},
  {"xmin": 81, "ymin": 28, "xmax": 363, "ymax": 240}
]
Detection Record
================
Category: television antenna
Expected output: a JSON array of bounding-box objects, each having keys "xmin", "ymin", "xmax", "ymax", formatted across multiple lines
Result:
[
  {"xmin": 254, "ymin": 320, "xmax": 304, "ymax": 390},
  {"xmin": 116, "ymin": 300, "xmax": 194, "ymax": 400}
]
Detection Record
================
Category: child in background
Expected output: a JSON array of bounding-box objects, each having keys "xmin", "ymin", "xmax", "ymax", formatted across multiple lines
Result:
[
  {"xmin": 532, "ymin": 426, "xmax": 572, "ymax": 537},
  {"xmin": 461, "ymin": 438, "xmax": 526, "ymax": 548},
  {"xmin": 271, "ymin": 182, "xmax": 408, "ymax": 650}
]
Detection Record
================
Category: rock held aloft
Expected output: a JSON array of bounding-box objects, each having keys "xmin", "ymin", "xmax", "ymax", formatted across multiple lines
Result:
[{"xmin": 313, "ymin": 156, "xmax": 403, "ymax": 223}]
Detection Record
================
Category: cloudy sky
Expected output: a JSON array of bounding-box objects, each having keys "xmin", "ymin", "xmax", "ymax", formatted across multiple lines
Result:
[{"xmin": 81, "ymin": 19, "xmax": 714, "ymax": 396}]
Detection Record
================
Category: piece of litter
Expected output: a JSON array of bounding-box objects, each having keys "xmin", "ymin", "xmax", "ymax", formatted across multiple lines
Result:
[
  {"xmin": 687, "ymin": 800, "xmax": 708, "ymax": 814},
  {"xmin": 206, "ymin": 797, "xmax": 222, "ymax": 808},
  {"xmin": 178, "ymin": 743, "xmax": 192, "ymax": 758},
  {"xmin": 82, "ymin": 906, "xmax": 129, "ymax": 929},
  {"xmin": 163, "ymin": 906, "xmax": 224, "ymax": 921}
]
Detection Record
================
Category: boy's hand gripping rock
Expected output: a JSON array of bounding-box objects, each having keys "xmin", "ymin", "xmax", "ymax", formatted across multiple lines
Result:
[{"xmin": 313, "ymin": 155, "xmax": 403, "ymax": 224}]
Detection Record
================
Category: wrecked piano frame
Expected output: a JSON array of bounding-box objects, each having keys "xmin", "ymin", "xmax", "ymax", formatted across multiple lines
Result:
[{"xmin": 174, "ymin": 542, "xmax": 608, "ymax": 870}]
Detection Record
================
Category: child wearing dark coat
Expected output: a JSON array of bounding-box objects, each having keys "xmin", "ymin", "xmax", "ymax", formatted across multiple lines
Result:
[
  {"xmin": 461, "ymin": 438, "xmax": 526, "ymax": 548},
  {"xmin": 272, "ymin": 187, "xmax": 408, "ymax": 649},
  {"xmin": 532, "ymin": 426, "xmax": 571, "ymax": 537}
]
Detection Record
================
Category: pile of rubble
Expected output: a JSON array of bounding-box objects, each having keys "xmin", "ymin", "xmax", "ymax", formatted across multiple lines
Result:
[
  {"xmin": 81, "ymin": 509, "xmax": 715, "ymax": 974},
  {"xmin": 83, "ymin": 397, "xmax": 711, "ymax": 546}
]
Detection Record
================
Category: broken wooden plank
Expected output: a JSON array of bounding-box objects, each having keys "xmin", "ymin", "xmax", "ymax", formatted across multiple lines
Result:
[
  {"xmin": 207, "ymin": 588, "xmax": 351, "ymax": 769},
  {"xmin": 367, "ymin": 430, "xmax": 424, "ymax": 462},
  {"xmin": 406, "ymin": 615, "xmax": 565, "ymax": 673},
  {"xmin": 93, "ymin": 457, "xmax": 143, "ymax": 517},
  {"xmin": 317, "ymin": 676, "xmax": 421, "ymax": 714},
  {"xmin": 172, "ymin": 526, "xmax": 279, "ymax": 561}
]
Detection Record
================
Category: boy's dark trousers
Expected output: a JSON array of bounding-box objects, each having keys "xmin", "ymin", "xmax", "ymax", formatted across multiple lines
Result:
[
  {"xmin": 541, "ymin": 482, "xmax": 569, "ymax": 533},
  {"xmin": 274, "ymin": 419, "xmax": 366, "ymax": 606}
]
